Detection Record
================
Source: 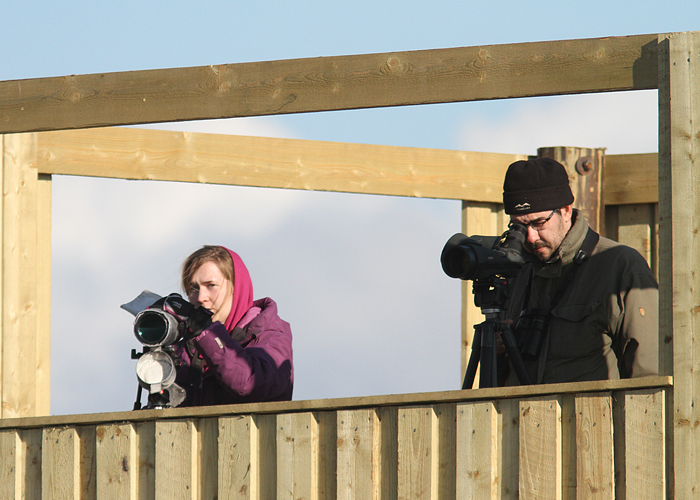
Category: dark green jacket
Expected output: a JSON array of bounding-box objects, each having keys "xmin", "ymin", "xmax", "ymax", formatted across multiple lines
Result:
[{"xmin": 505, "ymin": 210, "xmax": 659, "ymax": 384}]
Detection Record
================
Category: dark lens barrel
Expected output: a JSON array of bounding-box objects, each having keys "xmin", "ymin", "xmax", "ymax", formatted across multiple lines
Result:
[
  {"xmin": 134, "ymin": 309, "xmax": 181, "ymax": 346},
  {"xmin": 441, "ymin": 233, "xmax": 481, "ymax": 280}
]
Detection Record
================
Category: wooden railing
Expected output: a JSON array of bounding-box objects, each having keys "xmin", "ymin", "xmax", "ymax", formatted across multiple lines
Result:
[{"xmin": 0, "ymin": 376, "xmax": 671, "ymax": 499}]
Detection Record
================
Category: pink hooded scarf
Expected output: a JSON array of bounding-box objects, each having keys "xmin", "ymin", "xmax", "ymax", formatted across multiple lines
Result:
[{"xmin": 222, "ymin": 247, "xmax": 255, "ymax": 331}]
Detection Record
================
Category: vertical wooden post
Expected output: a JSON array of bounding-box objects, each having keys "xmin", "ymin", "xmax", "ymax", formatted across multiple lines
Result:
[
  {"xmin": 658, "ymin": 31, "xmax": 700, "ymax": 498},
  {"xmin": 537, "ymin": 147, "xmax": 605, "ymax": 234},
  {"xmin": 0, "ymin": 133, "xmax": 50, "ymax": 418}
]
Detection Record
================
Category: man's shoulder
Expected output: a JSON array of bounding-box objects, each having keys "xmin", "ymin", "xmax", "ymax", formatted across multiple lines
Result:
[{"xmin": 589, "ymin": 235, "xmax": 656, "ymax": 279}]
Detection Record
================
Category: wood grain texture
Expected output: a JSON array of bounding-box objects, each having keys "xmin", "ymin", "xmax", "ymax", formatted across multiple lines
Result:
[
  {"xmin": 658, "ymin": 31, "xmax": 700, "ymax": 499},
  {"xmin": 42, "ymin": 426, "xmax": 80, "ymax": 500},
  {"xmin": 456, "ymin": 401, "xmax": 498, "ymax": 498},
  {"xmin": 519, "ymin": 397, "xmax": 562, "ymax": 500},
  {"xmin": 0, "ymin": 34, "xmax": 659, "ymax": 134},
  {"xmin": 623, "ymin": 389, "xmax": 665, "ymax": 498},
  {"xmin": 1, "ymin": 133, "xmax": 39, "ymax": 419},
  {"xmin": 154, "ymin": 420, "xmax": 198, "ymax": 500},
  {"xmin": 276, "ymin": 412, "xmax": 319, "ymax": 500},
  {"xmin": 95, "ymin": 423, "xmax": 137, "ymax": 500},
  {"xmin": 0, "ymin": 429, "xmax": 20, "ymax": 499},
  {"xmin": 397, "ymin": 406, "xmax": 438, "ymax": 500},
  {"xmin": 604, "ymin": 153, "xmax": 658, "ymax": 205},
  {"xmin": 337, "ymin": 409, "xmax": 377, "ymax": 500},
  {"xmin": 574, "ymin": 394, "xmax": 614, "ymax": 500},
  {"xmin": 37, "ymin": 127, "xmax": 521, "ymax": 201},
  {"xmin": 218, "ymin": 416, "xmax": 255, "ymax": 500}
]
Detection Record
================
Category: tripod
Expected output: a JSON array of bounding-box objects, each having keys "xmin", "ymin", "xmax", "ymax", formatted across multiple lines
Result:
[{"xmin": 462, "ymin": 277, "xmax": 533, "ymax": 389}]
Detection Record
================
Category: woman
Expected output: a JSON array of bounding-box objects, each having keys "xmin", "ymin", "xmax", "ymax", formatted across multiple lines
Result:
[{"xmin": 173, "ymin": 245, "xmax": 293, "ymax": 406}]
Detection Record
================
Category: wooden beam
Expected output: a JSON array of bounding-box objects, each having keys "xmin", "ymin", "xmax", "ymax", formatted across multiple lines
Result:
[
  {"xmin": 0, "ymin": 376, "xmax": 672, "ymax": 432},
  {"xmin": 604, "ymin": 153, "xmax": 658, "ymax": 205},
  {"xmin": 37, "ymin": 127, "xmax": 523, "ymax": 201},
  {"xmin": 1, "ymin": 34, "xmax": 659, "ymax": 134},
  {"xmin": 658, "ymin": 31, "xmax": 700, "ymax": 498}
]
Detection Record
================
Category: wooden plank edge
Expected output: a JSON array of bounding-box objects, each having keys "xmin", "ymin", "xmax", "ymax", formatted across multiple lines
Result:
[{"xmin": 0, "ymin": 376, "xmax": 672, "ymax": 429}]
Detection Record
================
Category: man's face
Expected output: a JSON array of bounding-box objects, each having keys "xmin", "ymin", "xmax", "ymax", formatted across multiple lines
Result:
[{"xmin": 510, "ymin": 206, "xmax": 573, "ymax": 262}]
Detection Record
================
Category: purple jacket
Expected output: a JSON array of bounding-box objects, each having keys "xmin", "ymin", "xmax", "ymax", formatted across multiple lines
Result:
[{"xmin": 175, "ymin": 297, "xmax": 293, "ymax": 406}]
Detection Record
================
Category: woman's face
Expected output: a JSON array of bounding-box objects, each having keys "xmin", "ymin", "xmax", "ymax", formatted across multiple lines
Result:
[{"xmin": 187, "ymin": 261, "xmax": 233, "ymax": 324}]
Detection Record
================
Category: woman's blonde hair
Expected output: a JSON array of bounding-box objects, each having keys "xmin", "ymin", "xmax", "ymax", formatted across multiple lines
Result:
[{"xmin": 181, "ymin": 245, "xmax": 234, "ymax": 295}]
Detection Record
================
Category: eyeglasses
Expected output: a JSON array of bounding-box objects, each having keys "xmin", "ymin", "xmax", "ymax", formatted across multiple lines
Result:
[{"xmin": 510, "ymin": 209, "xmax": 559, "ymax": 231}]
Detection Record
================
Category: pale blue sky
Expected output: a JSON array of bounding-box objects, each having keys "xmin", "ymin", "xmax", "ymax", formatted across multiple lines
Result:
[{"xmin": 2, "ymin": 2, "xmax": 695, "ymax": 414}]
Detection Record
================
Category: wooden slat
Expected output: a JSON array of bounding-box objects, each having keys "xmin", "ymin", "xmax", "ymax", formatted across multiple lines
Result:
[
  {"xmin": 496, "ymin": 399, "xmax": 519, "ymax": 499},
  {"xmin": 198, "ymin": 417, "xmax": 218, "ymax": 500},
  {"xmin": 42, "ymin": 427, "xmax": 80, "ymax": 500},
  {"xmin": 658, "ymin": 31, "xmax": 700, "ymax": 498},
  {"xmin": 397, "ymin": 406, "xmax": 438, "ymax": 500},
  {"xmin": 218, "ymin": 416, "xmax": 256, "ymax": 500},
  {"xmin": 560, "ymin": 395, "xmax": 576, "ymax": 500},
  {"xmin": 1, "ymin": 133, "xmax": 39, "ymax": 419},
  {"xmin": 337, "ymin": 409, "xmax": 377, "ymax": 500},
  {"xmin": 624, "ymin": 389, "xmax": 666, "ymax": 498},
  {"xmin": 604, "ymin": 153, "xmax": 658, "ymax": 205},
  {"xmin": 154, "ymin": 420, "xmax": 198, "ymax": 500},
  {"xmin": 96, "ymin": 423, "xmax": 137, "ymax": 499},
  {"xmin": 519, "ymin": 397, "xmax": 562, "ymax": 500},
  {"xmin": 456, "ymin": 401, "xmax": 498, "ymax": 498},
  {"xmin": 37, "ymin": 127, "xmax": 521, "ymax": 201},
  {"xmin": 317, "ymin": 411, "xmax": 338, "ymax": 500},
  {"xmin": 276, "ymin": 412, "xmax": 319, "ymax": 500},
  {"xmin": 0, "ymin": 34, "xmax": 659, "ymax": 134},
  {"xmin": 0, "ymin": 430, "xmax": 20, "ymax": 499},
  {"xmin": 135, "ymin": 421, "xmax": 156, "ymax": 500},
  {"xmin": 436, "ymin": 403, "xmax": 456, "ymax": 500},
  {"xmin": 257, "ymin": 414, "xmax": 277, "ymax": 500},
  {"xmin": 20, "ymin": 429, "xmax": 42, "ymax": 500},
  {"xmin": 574, "ymin": 394, "xmax": 614, "ymax": 499},
  {"xmin": 375, "ymin": 406, "xmax": 398, "ymax": 500}
]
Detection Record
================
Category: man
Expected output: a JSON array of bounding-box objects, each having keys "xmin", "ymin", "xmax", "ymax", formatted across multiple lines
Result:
[{"xmin": 501, "ymin": 158, "xmax": 658, "ymax": 385}]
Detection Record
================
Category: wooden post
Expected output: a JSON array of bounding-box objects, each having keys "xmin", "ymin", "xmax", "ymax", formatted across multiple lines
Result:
[
  {"xmin": 537, "ymin": 147, "xmax": 605, "ymax": 234},
  {"xmin": 658, "ymin": 31, "xmax": 700, "ymax": 498},
  {"xmin": 0, "ymin": 133, "xmax": 50, "ymax": 418}
]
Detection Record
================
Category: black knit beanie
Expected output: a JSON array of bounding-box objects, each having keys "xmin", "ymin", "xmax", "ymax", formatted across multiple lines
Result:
[{"xmin": 502, "ymin": 158, "xmax": 574, "ymax": 215}]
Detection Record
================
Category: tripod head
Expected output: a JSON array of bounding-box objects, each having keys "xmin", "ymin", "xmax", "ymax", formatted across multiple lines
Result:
[{"xmin": 472, "ymin": 276, "xmax": 511, "ymax": 313}]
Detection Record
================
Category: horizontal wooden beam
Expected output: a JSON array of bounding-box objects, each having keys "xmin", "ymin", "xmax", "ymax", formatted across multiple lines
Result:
[
  {"xmin": 37, "ymin": 127, "xmax": 524, "ymax": 201},
  {"xmin": 0, "ymin": 376, "xmax": 672, "ymax": 430},
  {"xmin": 605, "ymin": 152, "xmax": 658, "ymax": 204},
  {"xmin": 3, "ymin": 34, "xmax": 659, "ymax": 134}
]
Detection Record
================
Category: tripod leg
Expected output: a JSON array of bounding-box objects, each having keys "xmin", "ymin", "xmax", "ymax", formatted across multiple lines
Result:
[
  {"xmin": 462, "ymin": 325, "xmax": 482, "ymax": 390},
  {"xmin": 501, "ymin": 326, "xmax": 533, "ymax": 385},
  {"xmin": 479, "ymin": 322, "xmax": 498, "ymax": 388},
  {"xmin": 133, "ymin": 384, "xmax": 143, "ymax": 411}
]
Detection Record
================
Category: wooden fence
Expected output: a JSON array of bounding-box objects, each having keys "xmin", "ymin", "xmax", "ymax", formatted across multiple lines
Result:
[{"xmin": 0, "ymin": 377, "xmax": 670, "ymax": 500}]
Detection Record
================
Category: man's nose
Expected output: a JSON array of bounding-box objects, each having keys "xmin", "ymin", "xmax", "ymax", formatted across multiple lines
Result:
[{"xmin": 526, "ymin": 225, "xmax": 540, "ymax": 244}]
